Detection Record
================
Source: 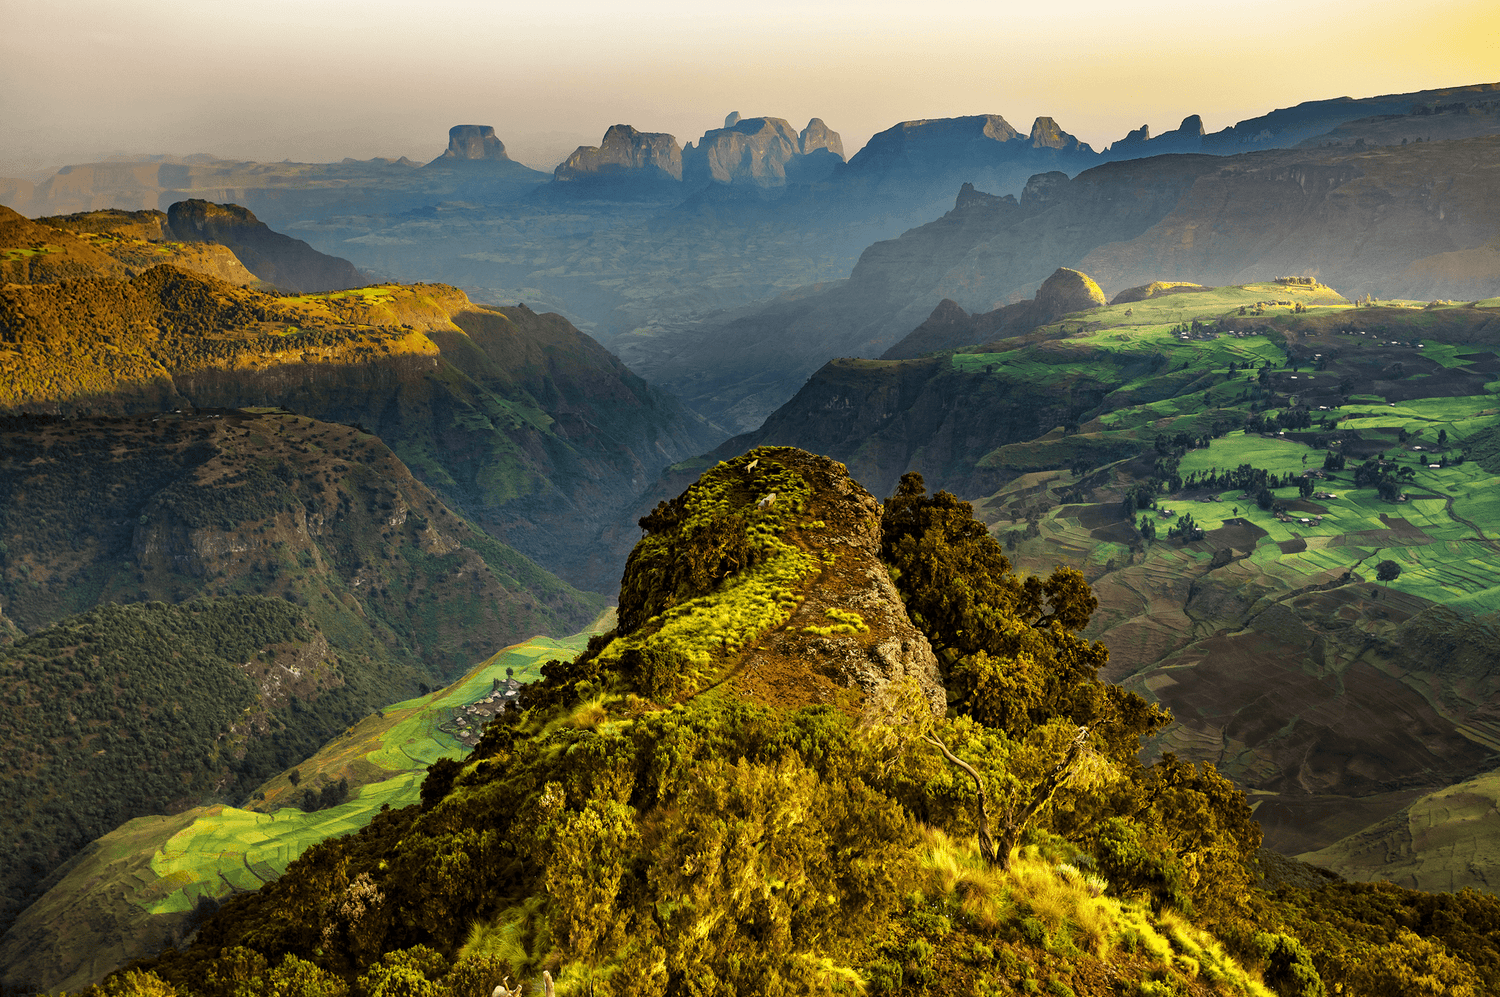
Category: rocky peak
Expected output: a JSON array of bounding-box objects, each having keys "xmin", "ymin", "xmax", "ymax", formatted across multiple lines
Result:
[
  {"xmin": 1107, "ymin": 115, "xmax": 1205, "ymax": 156},
  {"xmin": 1033, "ymin": 266, "xmax": 1107, "ymax": 315},
  {"xmin": 953, "ymin": 181, "xmax": 1017, "ymax": 215},
  {"xmin": 1021, "ymin": 171, "xmax": 1070, "ymax": 208},
  {"xmin": 724, "ymin": 111, "xmax": 742, "ymax": 128},
  {"xmin": 683, "ymin": 116, "xmax": 803, "ymax": 186},
  {"xmin": 613, "ymin": 447, "xmax": 944, "ymax": 714},
  {"xmin": 434, "ymin": 124, "xmax": 510, "ymax": 162},
  {"xmin": 553, "ymin": 124, "xmax": 683, "ymax": 182},
  {"xmin": 799, "ymin": 118, "xmax": 845, "ymax": 158},
  {"xmin": 1029, "ymin": 116, "xmax": 1083, "ymax": 151}
]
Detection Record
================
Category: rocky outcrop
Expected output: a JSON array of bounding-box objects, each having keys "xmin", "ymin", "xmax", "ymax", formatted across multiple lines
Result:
[
  {"xmin": 799, "ymin": 118, "xmax": 844, "ymax": 158},
  {"xmin": 1109, "ymin": 115, "xmax": 1205, "ymax": 156},
  {"xmin": 553, "ymin": 125, "xmax": 683, "ymax": 182},
  {"xmin": 1029, "ymin": 117, "xmax": 1092, "ymax": 153},
  {"xmin": 848, "ymin": 114, "xmax": 1023, "ymax": 175},
  {"xmin": 165, "ymin": 199, "xmax": 363, "ymax": 292},
  {"xmin": 1033, "ymin": 266, "xmax": 1107, "ymax": 314},
  {"xmin": 615, "ymin": 447, "xmax": 945, "ymax": 714},
  {"xmin": 881, "ymin": 266, "xmax": 1107, "ymax": 360},
  {"xmin": 683, "ymin": 116, "xmax": 803, "ymax": 186},
  {"xmin": 432, "ymin": 124, "xmax": 511, "ymax": 163}
]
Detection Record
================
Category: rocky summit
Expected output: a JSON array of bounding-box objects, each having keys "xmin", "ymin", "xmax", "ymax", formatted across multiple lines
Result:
[
  {"xmin": 683, "ymin": 116, "xmax": 813, "ymax": 187},
  {"xmin": 432, "ymin": 124, "xmax": 511, "ymax": 163},
  {"xmin": 553, "ymin": 124, "xmax": 684, "ymax": 182}
]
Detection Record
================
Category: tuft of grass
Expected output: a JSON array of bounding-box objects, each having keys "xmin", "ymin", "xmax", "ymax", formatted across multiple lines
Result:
[{"xmin": 915, "ymin": 830, "xmax": 1273, "ymax": 994}]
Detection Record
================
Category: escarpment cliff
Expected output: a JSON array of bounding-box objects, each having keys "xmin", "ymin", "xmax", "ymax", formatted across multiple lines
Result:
[
  {"xmin": 0, "ymin": 266, "xmax": 720, "ymax": 590},
  {"xmin": 164, "ymin": 199, "xmax": 363, "ymax": 292},
  {"xmin": 683, "ymin": 115, "xmax": 847, "ymax": 187}
]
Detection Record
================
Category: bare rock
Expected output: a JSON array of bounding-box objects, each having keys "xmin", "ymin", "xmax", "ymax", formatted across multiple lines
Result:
[
  {"xmin": 799, "ymin": 118, "xmax": 845, "ymax": 159},
  {"xmin": 554, "ymin": 125, "xmax": 683, "ymax": 182},
  {"xmin": 435, "ymin": 124, "xmax": 511, "ymax": 162},
  {"xmin": 683, "ymin": 117, "xmax": 803, "ymax": 187}
]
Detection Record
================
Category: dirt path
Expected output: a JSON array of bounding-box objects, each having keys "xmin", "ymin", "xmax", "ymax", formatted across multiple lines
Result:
[{"xmin": 1406, "ymin": 490, "xmax": 1500, "ymax": 551}]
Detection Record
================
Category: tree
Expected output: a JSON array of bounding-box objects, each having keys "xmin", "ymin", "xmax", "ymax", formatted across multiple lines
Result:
[
  {"xmin": 1376, "ymin": 560, "xmax": 1402, "ymax": 585},
  {"xmin": 860, "ymin": 679, "xmax": 1110, "ymax": 871}
]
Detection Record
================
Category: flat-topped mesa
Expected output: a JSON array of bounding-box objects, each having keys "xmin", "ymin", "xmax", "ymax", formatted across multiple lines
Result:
[
  {"xmin": 844, "ymin": 113, "xmax": 1024, "ymax": 173},
  {"xmin": 554, "ymin": 125, "xmax": 683, "ymax": 182},
  {"xmin": 431, "ymin": 124, "xmax": 511, "ymax": 164}
]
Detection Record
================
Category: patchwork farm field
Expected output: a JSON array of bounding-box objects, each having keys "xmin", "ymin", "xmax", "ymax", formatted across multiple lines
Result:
[{"xmin": 969, "ymin": 284, "xmax": 1500, "ymax": 870}]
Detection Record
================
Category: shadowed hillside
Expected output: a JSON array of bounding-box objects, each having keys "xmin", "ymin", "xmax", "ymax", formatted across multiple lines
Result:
[
  {"xmin": 0, "ymin": 264, "xmax": 721, "ymax": 590},
  {"xmin": 625, "ymin": 135, "xmax": 1500, "ymax": 431}
]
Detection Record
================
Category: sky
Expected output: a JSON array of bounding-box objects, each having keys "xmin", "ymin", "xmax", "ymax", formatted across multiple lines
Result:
[{"xmin": 2, "ymin": 0, "xmax": 1498, "ymax": 177}]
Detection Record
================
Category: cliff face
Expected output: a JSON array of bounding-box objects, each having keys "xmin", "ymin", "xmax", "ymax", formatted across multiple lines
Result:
[
  {"xmin": 553, "ymin": 124, "xmax": 684, "ymax": 182},
  {"xmin": 615, "ymin": 447, "xmax": 945, "ymax": 714},
  {"xmin": 799, "ymin": 117, "xmax": 844, "ymax": 158},
  {"xmin": 432, "ymin": 124, "xmax": 510, "ymax": 163},
  {"xmin": 683, "ymin": 116, "xmax": 804, "ymax": 186},
  {"xmin": 0, "ymin": 268, "xmax": 721, "ymax": 591},
  {"xmin": 165, "ymin": 200, "xmax": 363, "ymax": 292}
]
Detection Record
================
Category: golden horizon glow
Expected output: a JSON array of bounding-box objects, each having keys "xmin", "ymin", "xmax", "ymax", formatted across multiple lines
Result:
[{"xmin": 2, "ymin": 0, "xmax": 1497, "ymax": 175}]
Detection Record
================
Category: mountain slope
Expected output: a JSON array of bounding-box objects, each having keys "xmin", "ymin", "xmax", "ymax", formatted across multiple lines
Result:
[
  {"xmin": 0, "ymin": 264, "xmax": 721, "ymax": 590},
  {"xmin": 82, "ymin": 445, "xmax": 1500, "ymax": 997},
  {"xmin": 628, "ymin": 135, "xmax": 1500, "ymax": 431},
  {"xmin": 628, "ymin": 281, "xmax": 1500, "ymax": 880},
  {"xmin": 0, "ymin": 407, "xmax": 605, "ymax": 939},
  {"xmin": 0, "ymin": 628, "xmax": 599, "ymax": 996}
]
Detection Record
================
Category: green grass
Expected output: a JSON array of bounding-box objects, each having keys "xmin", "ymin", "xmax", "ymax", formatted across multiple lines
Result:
[
  {"xmin": 142, "ymin": 629, "xmax": 598, "ymax": 915},
  {"xmin": 2, "ymin": 245, "xmax": 61, "ymax": 259},
  {"xmin": 1177, "ymin": 431, "xmax": 1315, "ymax": 477}
]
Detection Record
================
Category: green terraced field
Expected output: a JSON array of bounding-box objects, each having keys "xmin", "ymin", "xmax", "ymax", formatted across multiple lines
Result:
[
  {"xmin": 1177, "ymin": 431, "xmax": 1314, "ymax": 477},
  {"xmin": 143, "ymin": 628, "xmax": 598, "ymax": 915}
]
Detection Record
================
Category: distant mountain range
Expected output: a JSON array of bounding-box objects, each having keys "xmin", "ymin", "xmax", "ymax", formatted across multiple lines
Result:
[
  {"xmin": 628, "ymin": 130, "xmax": 1500, "ymax": 431},
  {"xmin": 4, "ymin": 83, "xmax": 1495, "ymax": 367}
]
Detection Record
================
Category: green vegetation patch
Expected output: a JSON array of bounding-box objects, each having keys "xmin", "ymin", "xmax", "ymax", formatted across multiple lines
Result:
[
  {"xmin": 1178, "ymin": 431, "xmax": 1315, "ymax": 478},
  {"xmin": 608, "ymin": 450, "xmax": 817, "ymax": 694},
  {"xmin": 144, "ymin": 630, "xmax": 596, "ymax": 915}
]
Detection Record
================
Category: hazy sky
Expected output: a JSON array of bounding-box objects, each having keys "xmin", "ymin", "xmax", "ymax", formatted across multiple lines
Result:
[{"xmin": 3, "ymin": 0, "xmax": 1497, "ymax": 176}]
